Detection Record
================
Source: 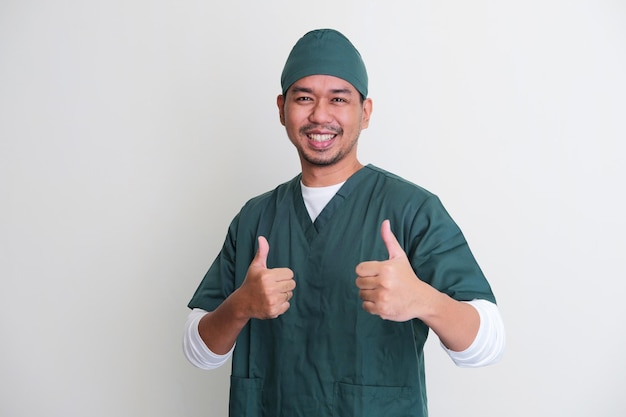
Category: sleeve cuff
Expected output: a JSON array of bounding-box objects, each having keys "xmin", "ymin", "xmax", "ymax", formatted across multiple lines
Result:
[
  {"xmin": 182, "ymin": 308, "xmax": 234, "ymax": 370},
  {"xmin": 442, "ymin": 299, "xmax": 505, "ymax": 367}
]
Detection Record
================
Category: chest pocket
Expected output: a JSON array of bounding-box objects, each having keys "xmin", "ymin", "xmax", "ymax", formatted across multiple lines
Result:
[{"xmin": 333, "ymin": 382, "xmax": 424, "ymax": 417}]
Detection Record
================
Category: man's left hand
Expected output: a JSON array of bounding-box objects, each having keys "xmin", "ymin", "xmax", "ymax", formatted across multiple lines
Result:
[{"xmin": 355, "ymin": 220, "xmax": 436, "ymax": 322}]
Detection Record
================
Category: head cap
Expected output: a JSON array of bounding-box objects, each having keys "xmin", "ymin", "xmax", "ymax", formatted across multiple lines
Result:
[{"xmin": 280, "ymin": 29, "xmax": 368, "ymax": 98}]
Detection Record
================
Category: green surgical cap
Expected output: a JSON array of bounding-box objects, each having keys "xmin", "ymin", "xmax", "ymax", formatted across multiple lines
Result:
[{"xmin": 281, "ymin": 29, "xmax": 368, "ymax": 98}]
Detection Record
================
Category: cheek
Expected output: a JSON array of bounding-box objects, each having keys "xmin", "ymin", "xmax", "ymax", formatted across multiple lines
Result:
[
  {"xmin": 283, "ymin": 113, "xmax": 306, "ymax": 132},
  {"xmin": 284, "ymin": 120, "xmax": 304, "ymax": 143}
]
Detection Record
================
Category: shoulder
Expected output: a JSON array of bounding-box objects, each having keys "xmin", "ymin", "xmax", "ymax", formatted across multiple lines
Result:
[
  {"xmin": 359, "ymin": 165, "xmax": 455, "ymax": 234},
  {"xmin": 363, "ymin": 164, "xmax": 437, "ymax": 205},
  {"xmin": 239, "ymin": 174, "xmax": 301, "ymax": 214}
]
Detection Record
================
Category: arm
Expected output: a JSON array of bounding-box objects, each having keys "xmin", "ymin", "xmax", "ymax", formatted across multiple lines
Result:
[
  {"xmin": 444, "ymin": 299, "xmax": 506, "ymax": 366},
  {"xmin": 183, "ymin": 308, "xmax": 234, "ymax": 369},
  {"xmin": 415, "ymin": 288, "xmax": 480, "ymax": 352},
  {"xmin": 196, "ymin": 291, "xmax": 255, "ymax": 355}
]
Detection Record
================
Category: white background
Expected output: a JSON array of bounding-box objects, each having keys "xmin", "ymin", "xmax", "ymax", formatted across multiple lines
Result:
[{"xmin": 1, "ymin": 1, "xmax": 625, "ymax": 416}]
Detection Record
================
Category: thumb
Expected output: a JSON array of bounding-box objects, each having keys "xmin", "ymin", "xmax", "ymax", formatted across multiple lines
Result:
[
  {"xmin": 252, "ymin": 236, "xmax": 269, "ymax": 268},
  {"xmin": 381, "ymin": 220, "xmax": 405, "ymax": 260}
]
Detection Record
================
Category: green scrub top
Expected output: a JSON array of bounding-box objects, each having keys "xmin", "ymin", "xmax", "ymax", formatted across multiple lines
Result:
[{"xmin": 189, "ymin": 165, "xmax": 496, "ymax": 417}]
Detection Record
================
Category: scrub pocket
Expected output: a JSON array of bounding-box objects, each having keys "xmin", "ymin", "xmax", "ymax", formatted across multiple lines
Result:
[
  {"xmin": 333, "ymin": 382, "xmax": 417, "ymax": 417},
  {"xmin": 229, "ymin": 376, "xmax": 263, "ymax": 417}
]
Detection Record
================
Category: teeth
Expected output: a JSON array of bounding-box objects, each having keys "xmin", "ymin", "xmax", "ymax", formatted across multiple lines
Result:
[{"xmin": 309, "ymin": 134, "xmax": 335, "ymax": 142}]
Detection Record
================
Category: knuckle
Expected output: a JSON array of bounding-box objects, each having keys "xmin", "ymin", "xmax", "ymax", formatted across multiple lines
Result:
[{"xmin": 380, "ymin": 263, "xmax": 395, "ymax": 276}]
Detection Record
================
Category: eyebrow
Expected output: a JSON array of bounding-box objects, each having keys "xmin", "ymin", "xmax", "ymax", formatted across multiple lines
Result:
[{"xmin": 290, "ymin": 86, "xmax": 354, "ymax": 95}]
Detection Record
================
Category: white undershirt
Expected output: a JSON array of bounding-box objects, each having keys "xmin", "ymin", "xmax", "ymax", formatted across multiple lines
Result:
[
  {"xmin": 183, "ymin": 182, "xmax": 505, "ymax": 369},
  {"xmin": 300, "ymin": 181, "xmax": 344, "ymax": 221}
]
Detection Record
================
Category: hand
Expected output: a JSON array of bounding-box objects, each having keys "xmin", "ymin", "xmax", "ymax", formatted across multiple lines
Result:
[
  {"xmin": 355, "ymin": 220, "xmax": 435, "ymax": 322},
  {"xmin": 238, "ymin": 236, "xmax": 296, "ymax": 320}
]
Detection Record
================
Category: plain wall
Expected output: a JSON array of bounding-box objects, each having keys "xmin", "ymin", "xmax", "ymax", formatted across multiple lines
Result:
[{"xmin": 1, "ymin": 1, "xmax": 625, "ymax": 416}]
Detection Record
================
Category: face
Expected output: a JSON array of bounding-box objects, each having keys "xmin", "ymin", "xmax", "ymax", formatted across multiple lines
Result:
[{"xmin": 277, "ymin": 75, "xmax": 372, "ymax": 171}]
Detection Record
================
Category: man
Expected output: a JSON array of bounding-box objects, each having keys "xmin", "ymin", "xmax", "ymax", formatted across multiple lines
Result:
[{"xmin": 184, "ymin": 29, "xmax": 505, "ymax": 416}]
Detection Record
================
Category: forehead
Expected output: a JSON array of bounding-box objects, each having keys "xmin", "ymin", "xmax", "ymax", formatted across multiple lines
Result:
[{"xmin": 288, "ymin": 74, "xmax": 358, "ymax": 95}]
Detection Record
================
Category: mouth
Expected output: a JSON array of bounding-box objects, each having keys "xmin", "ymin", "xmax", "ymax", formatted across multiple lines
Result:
[
  {"xmin": 301, "ymin": 125, "xmax": 342, "ymax": 149},
  {"xmin": 306, "ymin": 133, "xmax": 337, "ymax": 151},
  {"xmin": 308, "ymin": 133, "xmax": 336, "ymax": 143}
]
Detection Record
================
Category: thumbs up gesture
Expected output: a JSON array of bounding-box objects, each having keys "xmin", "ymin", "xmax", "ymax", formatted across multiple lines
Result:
[
  {"xmin": 356, "ymin": 220, "xmax": 434, "ymax": 322},
  {"xmin": 238, "ymin": 236, "xmax": 296, "ymax": 320}
]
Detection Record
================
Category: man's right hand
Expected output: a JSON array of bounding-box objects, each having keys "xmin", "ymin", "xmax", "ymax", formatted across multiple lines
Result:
[
  {"xmin": 197, "ymin": 236, "xmax": 295, "ymax": 355},
  {"xmin": 237, "ymin": 236, "xmax": 295, "ymax": 320}
]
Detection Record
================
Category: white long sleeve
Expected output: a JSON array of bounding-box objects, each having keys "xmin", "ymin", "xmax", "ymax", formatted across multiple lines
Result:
[
  {"xmin": 182, "ymin": 308, "xmax": 233, "ymax": 370},
  {"xmin": 443, "ymin": 299, "xmax": 506, "ymax": 367}
]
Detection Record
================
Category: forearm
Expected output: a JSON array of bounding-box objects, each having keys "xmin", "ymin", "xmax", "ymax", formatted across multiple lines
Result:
[
  {"xmin": 419, "ymin": 290, "xmax": 480, "ymax": 352},
  {"xmin": 183, "ymin": 309, "xmax": 234, "ymax": 370},
  {"xmin": 443, "ymin": 299, "xmax": 505, "ymax": 367},
  {"xmin": 197, "ymin": 289, "xmax": 251, "ymax": 355}
]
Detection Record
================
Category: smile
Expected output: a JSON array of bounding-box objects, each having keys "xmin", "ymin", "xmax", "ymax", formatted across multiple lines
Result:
[{"xmin": 308, "ymin": 133, "xmax": 336, "ymax": 142}]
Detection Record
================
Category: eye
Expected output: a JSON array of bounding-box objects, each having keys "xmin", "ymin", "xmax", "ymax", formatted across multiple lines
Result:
[
  {"xmin": 332, "ymin": 97, "xmax": 348, "ymax": 103},
  {"xmin": 296, "ymin": 96, "xmax": 313, "ymax": 102}
]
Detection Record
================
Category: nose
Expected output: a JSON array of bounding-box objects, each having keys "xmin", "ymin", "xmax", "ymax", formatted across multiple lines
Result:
[{"xmin": 308, "ymin": 101, "xmax": 333, "ymax": 124}]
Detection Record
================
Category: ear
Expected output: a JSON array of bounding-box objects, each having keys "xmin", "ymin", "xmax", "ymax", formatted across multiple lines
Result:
[
  {"xmin": 277, "ymin": 94, "xmax": 286, "ymax": 126},
  {"xmin": 361, "ymin": 98, "xmax": 373, "ymax": 129}
]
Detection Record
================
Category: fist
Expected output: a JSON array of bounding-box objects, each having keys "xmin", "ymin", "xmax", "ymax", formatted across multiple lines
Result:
[
  {"xmin": 355, "ymin": 220, "xmax": 427, "ymax": 322},
  {"xmin": 240, "ymin": 236, "xmax": 296, "ymax": 319}
]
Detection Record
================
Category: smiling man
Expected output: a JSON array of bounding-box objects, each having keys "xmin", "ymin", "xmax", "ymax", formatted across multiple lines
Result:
[{"xmin": 183, "ymin": 29, "xmax": 505, "ymax": 417}]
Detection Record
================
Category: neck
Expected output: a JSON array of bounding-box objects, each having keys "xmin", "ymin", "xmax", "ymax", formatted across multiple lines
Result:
[{"xmin": 300, "ymin": 160, "xmax": 364, "ymax": 187}]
